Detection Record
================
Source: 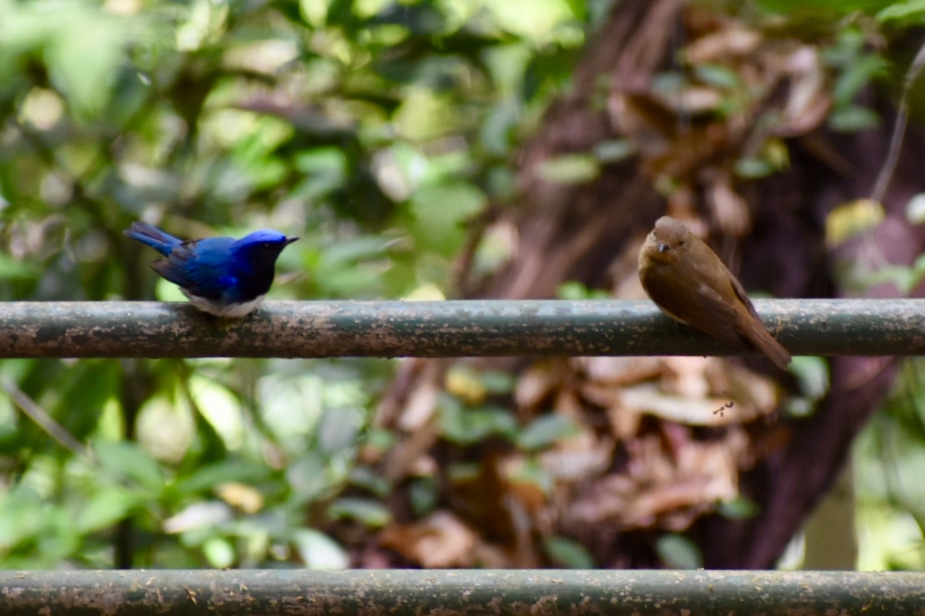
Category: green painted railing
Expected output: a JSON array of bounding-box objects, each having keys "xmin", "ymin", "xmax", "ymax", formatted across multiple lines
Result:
[
  {"xmin": 0, "ymin": 299, "xmax": 921, "ymax": 358},
  {"xmin": 0, "ymin": 569, "xmax": 922, "ymax": 615}
]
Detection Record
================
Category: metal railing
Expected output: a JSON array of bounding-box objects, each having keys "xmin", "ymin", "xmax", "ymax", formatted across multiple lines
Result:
[
  {"xmin": 0, "ymin": 299, "xmax": 922, "ymax": 358},
  {"xmin": 0, "ymin": 569, "xmax": 923, "ymax": 615}
]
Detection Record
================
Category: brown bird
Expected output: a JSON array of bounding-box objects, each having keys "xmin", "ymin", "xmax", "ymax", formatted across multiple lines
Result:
[{"xmin": 638, "ymin": 216, "xmax": 791, "ymax": 370}]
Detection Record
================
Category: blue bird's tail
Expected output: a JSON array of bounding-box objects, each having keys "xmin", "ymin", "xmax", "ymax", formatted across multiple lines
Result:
[{"xmin": 124, "ymin": 222, "xmax": 183, "ymax": 256}]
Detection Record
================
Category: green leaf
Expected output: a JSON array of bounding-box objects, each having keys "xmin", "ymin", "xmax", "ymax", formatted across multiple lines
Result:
[
  {"xmin": 349, "ymin": 466, "xmax": 391, "ymax": 498},
  {"xmin": 327, "ymin": 497, "xmax": 391, "ymax": 528},
  {"xmin": 825, "ymin": 199, "xmax": 884, "ymax": 247},
  {"xmin": 862, "ymin": 265, "xmax": 920, "ymax": 295},
  {"xmin": 718, "ymin": 497, "xmax": 760, "ymax": 520},
  {"xmin": 292, "ymin": 147, "xmax": 348, "ymax": 201},
  {"xmin": 828, "ymin": 106, "xmax": 880, "ymax": 132},
  {"xmin": 832, "ymin": 55, "xmax": 888, "ymax": 106},
  {"xmin": 655, "ymin": 534, "xmax": 702, "ymax": 569},
  {"xmin": 480, "ymin": 371, "xmax": 516, "ymax": 395},
  {"xmin": 362, "ymin": 427, "xmax": 397, "ymax": 454},
  {"xmin": 409, "ymin": 182, "xmax": 486, "ymax": 256},
  {"xmin": 516, "ymin": 415, "xmax": 578, "ymax": 451},
  {"xmin": 508, "ymin": 458, "xmax": 553, "ymax": 494},
  {"xmin": 292, "ymin": 529, "xmax": 349, "ymax": 569},
  {"xmin": 393, "ymin": 90, "xmax": 460, "ymax": 141},
  {"xmin": 409, "ymin": 477, "xmax": 438, "ymax": 516},
  {"xmin": 287, "ymin": 453, "xmax": 332, "ymax": 504},
  {"xmin": 758, "ymin": 0, "xmax": 885, "ymax": 15},
  {"xmin": 93, "ymin": 439, "xmax": 164, "ymax": 493},
  {"xmin": 316, "ymin": 406, "xmax": 363, "ymax": 455},
  {"xmin": 878, "ymin": 0, "xmax": 925, "ymax": 23},
  {"xmin": 535, "ymin": 154, "xmax": 599, "ymax": 185},
  {"xmin": 694, "ymin": 64, "xmax": 741, "ymax": 90},
  {"xmin": 485, "ymin": 0, "xmax": 576, "ymax": 40},
  {"xmin": 188, "ymin": 376, "xmax": 244, "ymax": 450},
  {"xmin": 556, "ymin": 281, "xmax": 609, "ymax": 300},
  {"xmin": 171, "ymin": 460, "xmax": 271, "ymax": 499},
  {"xmin": 445, "ymin": 365, "xmax": 514, "ymax": 402},
  {"xmin": 321, "ymin": 236, "xmax": 393, "ymax": 268},
  {"xmin": 790, "ymin": 356, "xmax": 830, "ymax": 401},
  {"xmin": 299, "ymin": 0, "xmax": 331, "ymax": 27},
  {"xmin": 0, "ymin": 484, "xmax": 49, "ymax": 548},
  {"xmin": 438, "ymin": 395, "xmax": 519, "ymax": 445},
  {"xmin": 203, "ymin": 537, "xmax": 236, "ymax": 568},
  {"xmin": 50, "ymin": 360, "xmax": 120, "ymax": 441},
  {"xmin": 544, "ymin": 536, "xmax": 595, "ymax": 568},
  {"xmin": 75, "ymin": 486, "xmax": 144, "ymax": 533},
  {"xmin": 480, "ymin": 99, "xmax": 521, "ymax": 156},
  {"xmin": 45, "ymin": 7, "xmax": 130, "ymax": 120},
  {"xmin": 735, "ymin": 157, "xmax": 777, "ymax": 179},
  {"xmin": 0, "ymin": 254, "xmax": 38, "ymax": 281},
  {"xmin": 593, "ymin": 139, "xmax": 635, "ymax": 163},
  {"xmin": 905, "ymin": 194, "xmax": 925, "ymax": 224}
]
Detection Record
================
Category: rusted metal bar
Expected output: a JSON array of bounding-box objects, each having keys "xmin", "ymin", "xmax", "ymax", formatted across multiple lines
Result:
[
  {"xmin": 0, "ymin": 569, "xmax": 922, "ymax": 615},
  {"xmin": 0, "ymin": 299, "xmax": 921, "ymax": 359}
]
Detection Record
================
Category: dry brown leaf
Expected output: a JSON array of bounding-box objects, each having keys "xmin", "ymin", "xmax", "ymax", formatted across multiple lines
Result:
[
  {"xmin": 579, "ymin": 381, "xmax": 621, "ymax": 409},
  {"xmin": 379, "ymin": 511, "xmax": 479, "ymax": 568},
  {"xmin": 704, "ymin": 360, "xmax": 779, "ymax": 418},
  {"xmin": 215, "ymin": 482, "xmax": 264, "ymax": 514},
  {"xmin": 578, "ymin": 356, "xmax": 662, "ymax": 385},
  {"xmin": 620, "ymin": 383, "xmax": 746, "ymax": 427},
  {"xmin": 606, "ymin": 404, "xmax": 643, "ymax": 440},
  {"xmin": 607, "ymin": 91, "xmax": 676, "ymax": 158},
  {"xmin": 540, "ymin": 432, "xmax": 614, "ymax": 482},
  {"xmin": 554, "ymin": 387, "xmax": 586, "ymax": 419},
  {"xmin": 684, "ymin": 24, "xmax": 762, "ymax": 63},
  {"xmin": 397, "ymin": 377, "xmax": 439, "ymax": 431},
  {"xmin": 408, "ymin": 454, "xmax": 438, "ymax": 477},
  {"xmin": 659, "ymin": 356, "xmax": 712, "ymax": 398},
  {"xmin": 649, "ymin": 85, "xmax": 725, "ymax": 115},
  {"xmin": 471, "ymin": 542, "xmax": 515, "ymax": 568},
  {"xmin": 779, "ymin": 46, "xmax": 831, "ymax": 136},
  {"xmin": 705, "ymin": 170, "xmax": 750, "ymax": 237},
  {"xmin": 567, "ymin": 434, "xmax": 742, "ymax": 530},
  {"xmin": 445, "ymin": 365, "xmax": 488, "ymax": 406},
  {"xmin": 515, "ymin": 359, "xmax": 567, "ymax": 410},
  {"xmin": 505, "ymin": 473, "xmax": 548, "ymax": 515},
  {"xmin": 383, "ymin": 419, "xmax": 440, "ymax": 481}
]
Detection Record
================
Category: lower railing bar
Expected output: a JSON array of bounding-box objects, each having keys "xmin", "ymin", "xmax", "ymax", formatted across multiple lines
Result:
[
  {"xmin": 0, "ymin": 569, "xmax": 922, "ymax": 615},
  {"xmin": 0, "ymin": 299, "xmax": 921, "ymax": 359}
]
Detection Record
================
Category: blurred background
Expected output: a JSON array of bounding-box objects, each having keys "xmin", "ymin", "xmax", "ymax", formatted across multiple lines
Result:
[{"xmin": 0, "ymin": 0, "xmax": 924, "ymax": 570}]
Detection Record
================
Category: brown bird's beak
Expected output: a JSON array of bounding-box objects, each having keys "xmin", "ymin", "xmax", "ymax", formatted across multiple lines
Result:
[{"xmin": 657, "ymin": 242, "xmax": 669, "ymax": 253}]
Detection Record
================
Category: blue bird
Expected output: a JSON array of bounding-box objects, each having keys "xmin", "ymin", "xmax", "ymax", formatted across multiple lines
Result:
[{"xmin": 125, "ymin": 221, "xmax": 298, "ymax": 318}]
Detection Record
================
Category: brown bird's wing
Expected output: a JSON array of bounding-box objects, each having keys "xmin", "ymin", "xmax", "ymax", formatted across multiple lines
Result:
[
  {"xmin": 727, "ymin": 275, "xmax": 792, "ymax": 370},
  {"xmin": 641, "ymin": 264, "xmax": 744, "ymax": 349}
]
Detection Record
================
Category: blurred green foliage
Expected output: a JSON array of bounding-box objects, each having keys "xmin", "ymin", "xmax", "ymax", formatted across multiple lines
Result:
[
  {"xmin": 856, "ymin": 360, "xmax": 925, "ymax": 570},
  {"xmin": 0, "ymin": 0, "xmax": 590, "ymax": 567}
]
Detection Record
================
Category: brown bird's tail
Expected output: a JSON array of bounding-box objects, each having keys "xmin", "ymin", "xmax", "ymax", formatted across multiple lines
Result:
[{"xmin": 738, "ymin": 319, "xmax": 791, "ymax": 370}]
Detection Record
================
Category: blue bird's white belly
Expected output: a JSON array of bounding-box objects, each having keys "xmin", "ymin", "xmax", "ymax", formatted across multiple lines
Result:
[{"xmin": 182, "ymin": 290, "xmax": 266, "ymax": 318}]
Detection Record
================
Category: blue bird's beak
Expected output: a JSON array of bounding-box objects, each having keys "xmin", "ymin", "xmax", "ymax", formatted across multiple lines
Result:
[{"xmin": 285, "ymin": 237, "xmax": 299, "ymax": 245}]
